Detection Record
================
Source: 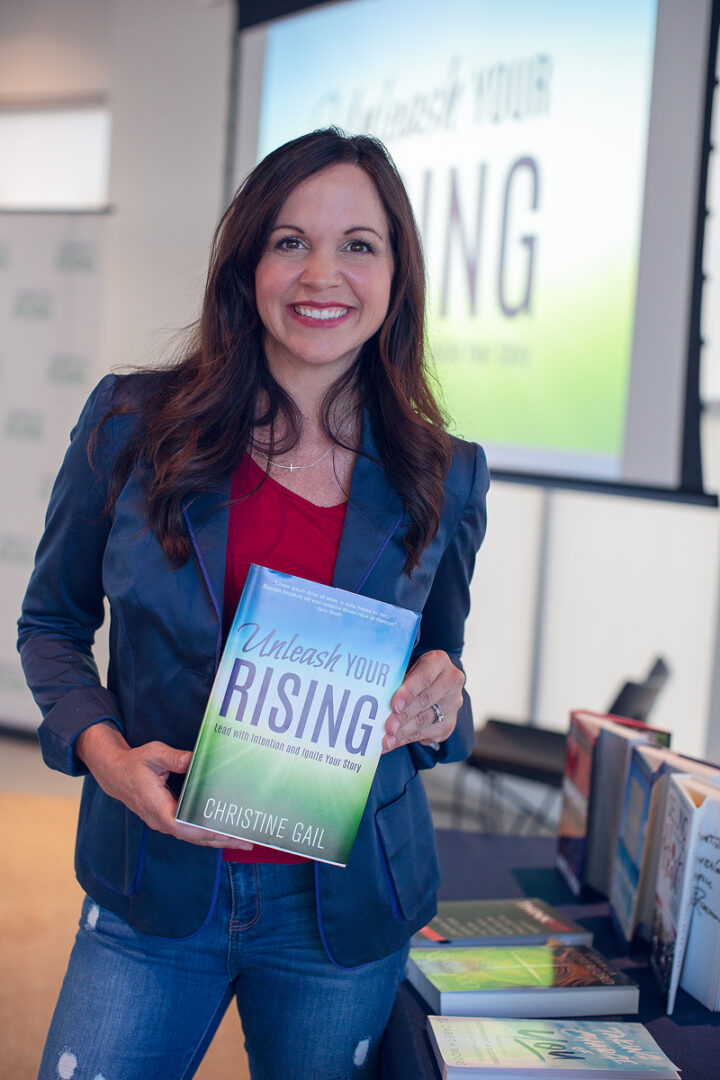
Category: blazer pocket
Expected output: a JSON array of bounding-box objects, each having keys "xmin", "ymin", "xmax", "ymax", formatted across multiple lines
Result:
[
  {"xmin": 77, "ymin": 779, "xmax": 147, "ymax": 896},
  {"xmin": 375, "ymin": 771, "xmax": 441, "ymax": 921}
]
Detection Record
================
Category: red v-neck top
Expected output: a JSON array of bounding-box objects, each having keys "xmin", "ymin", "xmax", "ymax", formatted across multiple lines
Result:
[{"xmin": 221, "ymin": 454, "xmax": 348, "ymax": 864}]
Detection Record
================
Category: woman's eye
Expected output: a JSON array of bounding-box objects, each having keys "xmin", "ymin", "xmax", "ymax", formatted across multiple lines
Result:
[
  {"xmin": 274, "ymin": 236, "xmax": 304, "ymax": 251},
  {"xmin": 345, "ymin": 239, "xmax": 374, "ymax": 254}
]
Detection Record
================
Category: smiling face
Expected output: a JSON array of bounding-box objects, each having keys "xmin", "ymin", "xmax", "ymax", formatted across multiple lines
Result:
[{"xmin": 254, "ymin": 163, "xmax": 395, "ymax": 388}]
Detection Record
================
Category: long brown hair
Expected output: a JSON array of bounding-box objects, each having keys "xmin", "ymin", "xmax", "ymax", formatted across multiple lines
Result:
[{"xmin": 99, "ymin": 128, "xmax": 451, "ymax": 573}]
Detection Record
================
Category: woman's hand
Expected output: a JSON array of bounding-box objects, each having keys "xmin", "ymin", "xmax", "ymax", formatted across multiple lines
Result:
[
  {"xmin": 382, "ymin": 649, "xmax": 464, "ymax": 753},
  {"xmin": 74, "ymin": 723, "xmax": 254, "ymax": 850}
]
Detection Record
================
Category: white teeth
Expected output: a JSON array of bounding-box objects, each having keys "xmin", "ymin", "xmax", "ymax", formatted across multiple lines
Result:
[{"xmin": 294, "ymin": 305, "xmax": 348, "ymax": 320}]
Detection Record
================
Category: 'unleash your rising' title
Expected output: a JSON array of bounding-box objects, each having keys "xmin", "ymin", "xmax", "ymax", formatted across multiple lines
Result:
[{"xmin": 217, "ymin": 620, "xmax": 393, "ymax": 758}]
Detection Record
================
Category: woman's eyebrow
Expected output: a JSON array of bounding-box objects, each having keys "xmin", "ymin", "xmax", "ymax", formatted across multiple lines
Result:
[
  {"xmin": 344, "ymin": 226, "xmax": 384, "ymax": 238},
  {"xmin": 270, "ymin": 223, "xmax": 305, "ymax": 233}
]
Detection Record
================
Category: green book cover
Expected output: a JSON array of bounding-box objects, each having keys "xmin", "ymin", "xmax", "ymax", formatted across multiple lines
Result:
[
  {"xmin": 406, "ymin": 944, "xmax": 639, "ymax": 1016},
  {"xmin": 426, "ymin": 1017, "xmax": 679, "ymax": 1078},
  {"xmin": 175, "ymin": 564, "xmax": 420, "ymax": 866},
  {"xmin": 409, "ymin": 944, "xmax": 631, "ymax": 993}
]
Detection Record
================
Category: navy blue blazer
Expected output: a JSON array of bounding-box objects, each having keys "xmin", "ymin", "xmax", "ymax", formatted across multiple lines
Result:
[{"xmin": 18, "ymin": 374, "xmax": 489, "ymax": 967}]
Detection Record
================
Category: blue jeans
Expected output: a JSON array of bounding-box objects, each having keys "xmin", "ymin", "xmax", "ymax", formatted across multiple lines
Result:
[{"xmin": 38, "ymin": 862, "xmax": 409, "ymax": 1080}]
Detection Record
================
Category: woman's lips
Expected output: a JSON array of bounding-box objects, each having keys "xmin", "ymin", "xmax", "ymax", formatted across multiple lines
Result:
[{"xmin": 289, "ymin": 303, "xmax": 353, "ymax": 327}]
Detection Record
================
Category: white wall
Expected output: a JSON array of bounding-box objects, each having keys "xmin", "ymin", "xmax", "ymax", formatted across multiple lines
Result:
[
  {"xmin": 3, "ymin": 0, "xmax": 720, "ymax": 762},
  {"xmin": 101, "ymin": 0, "xmax": 234, "ymax": 371},
  {"xmin": 0, "ymin": 0, "xmax": 234, "ymax": 729}
]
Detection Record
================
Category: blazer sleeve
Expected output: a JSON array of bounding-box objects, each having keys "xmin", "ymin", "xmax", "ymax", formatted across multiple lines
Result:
[
  {"xmin": 17, "ymin": 374, "xmax": 126, "ymax": 776},
  {"xmin": 409, "ymin": 441, "xmax": 489, "ymax": 770}
]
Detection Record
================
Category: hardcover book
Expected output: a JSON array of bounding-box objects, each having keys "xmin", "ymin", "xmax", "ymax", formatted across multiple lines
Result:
[
  {"xmin": 412, "ymin": 898, "xmax": 593, "ymax": 948},
  {"xmin": 405, "ymin": 943, "xmax": 639, "ymax": 1017},
  {"xmin": 426, "ymin": 1016, "xmax": 679, "ymax": 1079},
  {"xmin": 175, "ymin": 564, "xmax": 420, "ymax": 866},
  {"xmin": 678, "ymin": 777, "xmax": 720, "ymax": 1011},
  {"xmin": 609, "ymin": 745, "xmax": 720, "ymax": 944},
  {"xmin": 650, "ymin": 774, "xmax": 720, "ymax": 1013},
  {"xmin": 556, "ymin": 711, "xmax": 671, "ymax": 898}
]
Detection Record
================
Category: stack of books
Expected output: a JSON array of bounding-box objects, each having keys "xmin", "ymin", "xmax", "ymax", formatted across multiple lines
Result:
[{"xmin": 405, "ymin": 896, "xmax": 678, "ymax": 1078}]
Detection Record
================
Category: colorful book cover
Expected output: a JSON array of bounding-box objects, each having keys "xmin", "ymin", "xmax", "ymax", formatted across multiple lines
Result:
[
  {"xmin": 610, "ymin": 746, "xmax": 663, "ymax": 943},
  {"xmin": 405, "ymin": 943, "xmax": 639, "ymax": 1017},
  {"xmin": 412, "ymin": 898, "xmax": 593, "ymax": 948},
  {"xmin": 610, "ymin": 746, "xmax": 720, "ymax": 944},
  {"xmin": 175, "ymin": 564, "xmax": 420, "ymax": 866},
  {"xmin": 426, "ymin": 1016, "xmax": 679, "ymax": 1078}
]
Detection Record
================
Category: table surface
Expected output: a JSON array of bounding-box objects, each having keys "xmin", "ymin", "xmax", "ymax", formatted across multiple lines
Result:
[{"xmin": 378, "ymin": 830, "xmax": 720, "ymax": 1080}]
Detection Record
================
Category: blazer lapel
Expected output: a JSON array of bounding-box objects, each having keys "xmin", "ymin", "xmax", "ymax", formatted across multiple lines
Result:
[
  {"xmin": 333, "ymin": 412, "xmax": 405, "ymax": 595},
  {"xmin": 182, "ymin": 476, "xmax": 231, "ymax": 647}
]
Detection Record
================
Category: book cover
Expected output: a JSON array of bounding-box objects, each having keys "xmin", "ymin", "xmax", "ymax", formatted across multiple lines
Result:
[
  {"xmin": 649, "ymin": 774, "xmax": 720, "ymax": 1013},
  {"xmin": 555, "ymin": 714, "xmax": 600, "ymax": 896},
  {"xmin": 609, "ymin": 745, "xmax": 657, "ymax": 942},
  {"xmin": 679, "ymin": 778, "xmax": 720, "ymax": 1010},
  {"xmin": 405, "ymin": 943, "xmax": 639, "ymax": 1017},
  {"xmin": 649, "ymin": 773, "xmax": 707, "ymax": 1012},
  {"xmin": 412, "ymin": 897, "xmax": 593, "ymax": 948},
  {"xmin": 610, "ymin": 745, "xmax": 720, "ymax": 944},
  {"xmin": 426, "ymin": 1016, "xmax": 679, "ymax": 1079},
  {"xmin": 175, "ymin": 564, "xmax": 420, "ymax": 866}
]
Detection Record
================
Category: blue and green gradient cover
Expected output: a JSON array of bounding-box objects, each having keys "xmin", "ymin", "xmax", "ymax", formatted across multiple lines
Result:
[{"xmin": 176, "ymin": 565, "xmax": 420, "ymax": 866}]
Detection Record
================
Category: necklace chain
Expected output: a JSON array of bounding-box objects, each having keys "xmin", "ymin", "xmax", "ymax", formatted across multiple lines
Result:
[{"xmin": 257, "ymin": 444, "xmax": 334, "ymax": 473}]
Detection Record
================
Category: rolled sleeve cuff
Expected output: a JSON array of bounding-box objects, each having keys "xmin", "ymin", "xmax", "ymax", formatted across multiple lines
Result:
[{"xmin": 38, "ymin": 685, "xmax": 124, "ymax": 776}]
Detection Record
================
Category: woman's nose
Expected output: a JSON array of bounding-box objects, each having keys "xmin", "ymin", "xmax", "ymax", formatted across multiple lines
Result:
[{"xmin": 299, "ymin": 248, "xmax": 341, "ymax": 288}]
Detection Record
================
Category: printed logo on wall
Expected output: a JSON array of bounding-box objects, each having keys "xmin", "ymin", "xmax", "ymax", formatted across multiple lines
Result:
[
  {"xmin": 37, "ymin": 472, "xmax": 57, "ymax": 504},
  {"xmin": 0, "ymin": 660, "xmax": 28, "ymax": 696},
  {"xmin": 47, "ymin": 354, "xmax": 90, "ymax": 385},
  {"xmin": 56, "ymin": 240, "xmax": 98, "ymax": 273},
  {"xmin": 5, "ymin": 409, "xmax": 45, "ymax": 440},
  {"xmin": 1, "ymin": 213, "xmax": 107, "ymax": 731},
  {"xmin": 13, "ymin": 289, "xmax": 53, "ymax": 320},
  {"xmin": 0, "ymin": 533, "xmax": 36, "ymax": 565}
]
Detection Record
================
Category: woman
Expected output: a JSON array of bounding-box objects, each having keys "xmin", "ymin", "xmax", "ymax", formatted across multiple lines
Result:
[{"xmin": 19, "ymin": 128, "xmax": 489, "ymax": 1080}]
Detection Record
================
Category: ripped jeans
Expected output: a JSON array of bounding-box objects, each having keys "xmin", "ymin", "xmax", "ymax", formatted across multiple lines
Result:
[{"xmin": 38, "ymin": 862, "xmax": 409, "ymax": 1080}]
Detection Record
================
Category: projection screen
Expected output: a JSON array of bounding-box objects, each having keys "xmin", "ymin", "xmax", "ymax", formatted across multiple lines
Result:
[{"xmin": 233, "ymin": 0, "xmax": 718, "ymax": 499}]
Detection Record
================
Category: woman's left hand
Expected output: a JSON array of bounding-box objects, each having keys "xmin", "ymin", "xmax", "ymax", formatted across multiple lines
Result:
[{"xmin": 382, "ymin": 649, "xmax": 464, "ymax": 752}]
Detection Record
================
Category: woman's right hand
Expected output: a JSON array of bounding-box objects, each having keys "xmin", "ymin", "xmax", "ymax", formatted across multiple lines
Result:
[{"xmin": 74, "ymin": 722, "xmax": 254, "ymax": 850}]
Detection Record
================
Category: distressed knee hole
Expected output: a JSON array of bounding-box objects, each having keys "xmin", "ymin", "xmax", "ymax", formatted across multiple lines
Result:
[
  {"xmin": 85, "ymin": 903, "xmax": 100, "ymax": 931},
  {"xmin": 353, "ymin": 1037, "xmax": 370, "ymax": 1067},
  {"xmin": 57, "ymin": 1051, "xmax": 78, "ymax": 1079}
]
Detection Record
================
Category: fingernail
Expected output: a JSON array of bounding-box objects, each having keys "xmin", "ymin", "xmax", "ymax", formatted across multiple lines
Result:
[
  {"xmin": 386, "ymin": 735, "xmax": 397, "ymax": 750},
  {"xmin": 394, "ymin": 699, "xmax": 406, "ymax": 713}
]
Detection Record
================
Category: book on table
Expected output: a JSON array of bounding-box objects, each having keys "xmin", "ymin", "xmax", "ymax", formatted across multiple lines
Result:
[
  {"xmin": 426, "ymin": 1016, "xmax": 680, "ymax": 1079},
  {"xmin": 175, "ymin": 564, "xmax": 420, "ymax": 866},
  {"xmin": 649, "ymin": 773, "xmax": 720, "ymax": 1013},
  {"xmin": 404, "ymin": 943, "xmax": 639, "ymax": 1017},
  {"xmin": 555, "ymin": 710, "xmax": 671, "ymax": 899},
  {"xmin": 412, "ymin": 898, "xmax": 593, "ymax": 948},
  {"xmin": 609, "ymin": 744, "xmax": 720, "ymax": 944}
]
